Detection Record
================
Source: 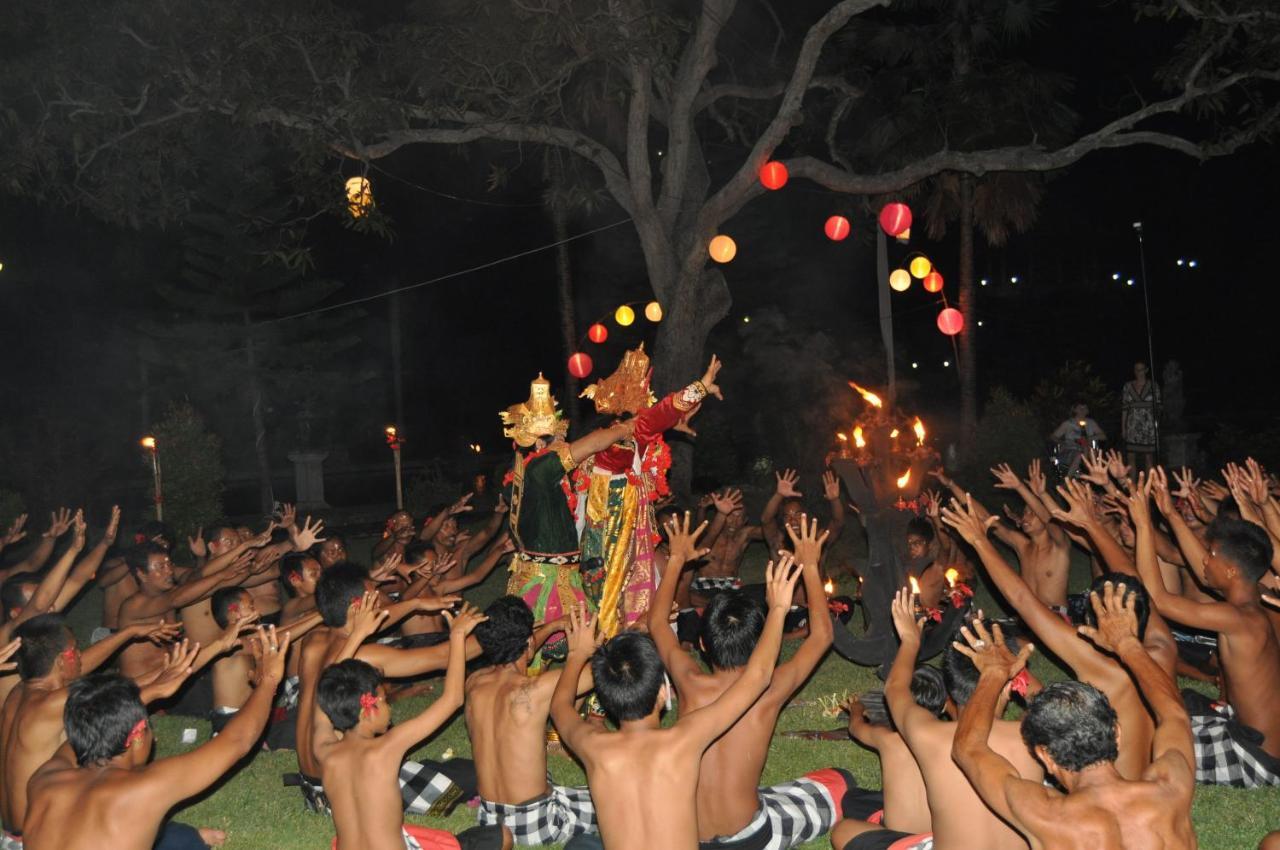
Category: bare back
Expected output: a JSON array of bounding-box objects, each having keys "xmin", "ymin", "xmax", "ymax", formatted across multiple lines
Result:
[
  {"xmin": 321, "ymin": 738, "xmax": 408, "ymax": 850},
  {"xmin": 0, "ymin": 685, "xmax": 66, "ymax": 831},
  {"xmin": 464, "ymin": 665, "xmax": 556, "ymax": 804},
  {"xmin": 24, "ymin": 763, "xmax": 169, "ymax": 850},
  {"xmin": 862, "ymin": 728, "xmax": 930, "ymax": 835},
  {"xmin": 1219, "ymin": 605, "xmax": 1280, "ymax": 757}
]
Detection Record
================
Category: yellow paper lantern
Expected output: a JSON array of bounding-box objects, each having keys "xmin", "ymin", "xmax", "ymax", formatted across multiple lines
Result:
[
  {"xmin": 708, "ymin": 234, "xmax": 737, "ymax": 263},
  {"xmin": 909, "ymin": 255, "xmax": 932, "ymax": 279},
  {"xmin": 644, "ymin": 301, "xmax": 663, "ymax": 322},
  {"xmin": 344, "ymin": 176, "xmax": 373, "ymax": 218},
  {"xmin": 615, "ymin": 305, "xmax": 636, "ymax": 326},
  {"xmin": 889, "ymin": 269, "xmax": 912, "ymax": 292}
]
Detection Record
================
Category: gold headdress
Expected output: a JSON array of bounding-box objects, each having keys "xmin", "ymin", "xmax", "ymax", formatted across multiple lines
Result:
[
  {"xmin": 580, "ymin": 344, "xmax": 657, "ymax": 415},
  {"xmin": 500, "ymin": 374, "xmax": 569, "ymax": 447}
]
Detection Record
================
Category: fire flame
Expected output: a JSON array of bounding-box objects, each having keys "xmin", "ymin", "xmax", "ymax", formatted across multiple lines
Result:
[
  {"xmin": 140, "ymin": 436, "xmax": 157, "ymax": 450},
  {"xmin": 913, "ymin": 417, "xmax": 926, "ymax": 445},
  {"xmin": 385, "ymin": 425, "xmax": 398, "ymax": 437},
  {"xmin": 889, "ymin": 428, "xmax": 900, "ymax": 439},
  {"xmin": 823, "ymin": 579, "xmax": 835, "ymax": 596},
  {"xmin": 853, "ymin": 426, "xmax": 866, "ymax": 449},
  {"xmin": 909, "ymin": 575, "xmax": 921, "ymax": 595},
  {"xmin": 848, "ymin": 381, "xmax": 884, "ymax": 409},
  {"xmin": 896, "ymin": 468, "xmax": 912, "ymax": 489},
  {"xmin": 836, "ymin": 432, "xmax": 848, "ymax": 442},
  {"xmin": 945, "ymin": 567, "xmax": 959, "ymax": 588}
]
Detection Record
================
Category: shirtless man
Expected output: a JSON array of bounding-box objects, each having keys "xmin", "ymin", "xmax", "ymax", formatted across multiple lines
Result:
[
  {"xmin": 21, "ymin": 627, "xmax": 289, "ymax": 850},
  {"xmin": 466, "ymin": 597, "xmax": 595, "ymax": 845},
  {"xmin": 940, "ymin": 494, "xmax": 1168, "ymax": 779},
  {"xmin": 952, "ymin": 586, "xmax": 1196, "ymax": 850},
  {"xmin": 399, "ymin": 536, "xmax": 513, "ymax": 641},
  {"xmin": 762, "ymin": 469, "xmax": 845, "ymax": 557},
  {"xmin": 650, "ymin": 515, "xmax": 863, "ymax": 849},
  {"xmin": 1129, "ymin": 472, "xmax": 1280, "ymax": 783},
  {"xmin": 551, "ymin": 558, "xmax": 799, "ymax": 850},
  {"xmin": 0, "ymin": 510, "xmax": 73, "ymax": 584},
  {"xmin": 280, "ymin": 552, "xmax": 321, "ymax": 622},
  {"xmin": 832, "ymin": 588, "xmax": 1043, "ymax": 850},
  {"xmin": 690, "ymin": 488, "xmax": 758, "ymax": 603},
  {"xmin": 0, "ymin": 615, "xmax": 189, "ymax": 843},
  {"xmin": 424, "ymin": 496, "xmax": 506, "ymax": 585},
  {"xmin": 294, "ymin": 565, "xmax": 480, "ymax": 815},
  {"xmin": 314, "ymin": 606, "xmax": 509, "ymax": 850}
]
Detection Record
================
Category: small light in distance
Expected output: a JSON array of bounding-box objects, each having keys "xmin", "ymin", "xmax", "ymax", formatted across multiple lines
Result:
[
  {"xmin": 1112, "ymin": 273, "xmax": 1120, "ymax": 280},
  {"xmin": 1188, "ymin": 259, "xmax": 1198, "ymax": 268},
  {"xmin": 1126, "ymin": 279, "xmax": 1135, "ymax": 286},
  {"xmin": 943, "ymin": 360, "xmax": 951, "ymax": 367},
  {"xmin": 980, "ymin": 278, "xmax": 988, "ymax": 286},
  {"xmin": 977, "ymin": 320, "xmax": 984, "ymax": 327},
  {"xmin": 911, "ymin": 362, "xmax": 919, "ymax": 369},
  {"xmin": 1177, "ymin": 259, "xmax": 1185, "ymax": 266},
  {"xmin": 742, "ymin": 316, "xmax": 750, "ymax": 324},
  {"xmin": 1010, "ymin": 275, "xmax": 1019, "ymax": 283}
]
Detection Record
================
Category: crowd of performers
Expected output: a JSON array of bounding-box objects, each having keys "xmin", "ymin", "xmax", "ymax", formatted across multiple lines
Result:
[{"xmin": 0, "ymin": 346, "xmax": 1278, "ymax": 850}]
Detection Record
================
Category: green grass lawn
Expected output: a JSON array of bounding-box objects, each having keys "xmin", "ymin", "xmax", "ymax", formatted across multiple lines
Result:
[{"xmin": 62, "ymin": 541, "xmax": 1279, "ymax": 849}]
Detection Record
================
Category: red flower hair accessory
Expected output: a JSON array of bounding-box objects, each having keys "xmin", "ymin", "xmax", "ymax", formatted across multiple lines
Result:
[
  {"xmin": 1010, "ymin": 669, "xmax": 1031, "ymax": 698},
  {"xmin": 360, "ymin": 692, "xmax": 379, "ymax": 717},
  {"xmin": 125, "ymin": 718, "xmax": 148, "ymax": 749}
]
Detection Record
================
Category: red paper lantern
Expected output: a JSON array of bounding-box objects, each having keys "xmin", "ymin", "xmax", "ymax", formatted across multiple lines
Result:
[
  {"xmin": 878, "ymin": 202, "xmax": 912, "ymax": 237},
  {"xmin": 824, "ymin": 215, "xmax": 851, "ymax": 241},
  {"xmin": 923, "ymin": 271, "xmax": 944, "ymax": 293},
  {"xmin": 937, "ymin": 308, "xmax": 965, "ymax": 336},
  {"xmin": 587, "ymin": 323, "xmax": 608, "ymax": 344},
  {"xmin": 568, "ymin": 352, "xmax": 593, "ymax": 379},
  {"xmin": 759, "ymin": 161, "xmax": 789, "ymax": 190}
]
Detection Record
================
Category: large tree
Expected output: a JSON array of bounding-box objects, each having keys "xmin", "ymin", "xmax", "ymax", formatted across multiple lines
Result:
[{"xmin": 3, "ymin": 0, "xmax": 1277, "ymax": 488}]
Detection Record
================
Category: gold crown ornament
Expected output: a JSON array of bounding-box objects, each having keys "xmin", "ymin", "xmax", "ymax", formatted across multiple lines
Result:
[
  {"xmin": 500, "ymin": 374, "xmax": 570, "ymax": 447},
  {"xmin": 580, "ymin": 344, "xmax": 658, "ymax": 415}
]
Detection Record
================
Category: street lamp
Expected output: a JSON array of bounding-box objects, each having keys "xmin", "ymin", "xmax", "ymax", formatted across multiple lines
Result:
[{"xmin": 140, "ymin": 436, "xmax": 162, "ymax": 521}]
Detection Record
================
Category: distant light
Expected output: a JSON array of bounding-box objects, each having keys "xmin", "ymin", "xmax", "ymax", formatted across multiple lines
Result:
[
  {"xmin": 1176, "ymin": 259, "xmax": 1185, "ymax": 266},
  {"xmin": 1111, "ymin": 273, "xmax": 1120, "ymax": 280},
  {"xmin": 1010, "ymin": 275, "xmax": 1019, "ymax": 283},
  {"xmin": 943, "ymin": 360, "xmax": 951, "ymax": 367},
  {"xmin": 140, "ymin": 436, "xmax": 157, "ymax": 450},
  {"xmin": 1188, "ymin": 259, "xmax": 1198, "ymax": 268},
  {"xmin": 0, "ymin": 261, "xmax": 5, "ymax": 272},
  {"xmin": 742, "ymin": 316, "xmax": 750, "ymax": 324},
  {"xmin": 911, "ymin": 362, "xmax": 919, "ymax": 369},
  {"xmin": 977, "ymin": 320, "xmax": 984, "ymax": 327},
  {"xmin": 980, "ymin": 278, "xmax": 988, "ymax": 286},
  {"xmin": 1126, "ymin": 279, "xmax": 1135, "ymax": 286}
]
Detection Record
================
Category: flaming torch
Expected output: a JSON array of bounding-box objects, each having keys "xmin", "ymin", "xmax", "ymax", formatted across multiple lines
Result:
[
  {"xmin": 909, "ymin": 575, "xmax": 921, "ymax": 595},
  {"xmin": 140, "ymin": 436, "xmax": 162, "ymax": 521},
  {"xmin": 896, "ymin": 468, "xmax": 912, "ymax": 489},
  {"xmin": 945, "ymin": 567, "xmax": 959, "ymax": 588},
  {"xmin": 823, "ymin": 578, "xmax": 835, "ymax": 596},
  {"xmin": 853, "ymin": 425, "xmax": 866, "ymax": 449},
  {"xmin": 913, "ymin": 417, "xmax": 926, "ymax": 446},
  {"xmin": 385, "ymin": 426, "xmax": 404, "ymax": 510},
  {"xmin": 848, "ymin": 381, "xmax": 884, "ymax": 409}
]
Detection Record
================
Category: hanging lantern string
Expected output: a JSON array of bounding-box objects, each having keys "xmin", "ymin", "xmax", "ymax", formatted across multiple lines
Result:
[
  {"xmin": 260, "ymin": 218, "xmax": 633, "ymax": 325},
  {"xmin": 579, "ymin": 299, "xmax": 651, "ymax": 347}
]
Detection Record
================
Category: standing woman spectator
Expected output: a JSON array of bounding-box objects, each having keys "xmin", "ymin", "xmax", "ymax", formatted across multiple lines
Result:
[{"xmin": 1121, "ymin": 361, "xmax": 1161, "ymax": 473}]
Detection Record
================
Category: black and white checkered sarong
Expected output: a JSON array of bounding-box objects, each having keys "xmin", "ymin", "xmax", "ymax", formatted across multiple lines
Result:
[
  {"xmin": 699, "ymin": 770, "xmax": 843, "ymax": 850},
  {"xmin": 1185, "ymin": 689, "xmax": 1280, "ymax": 787},
  {"xmin": 401, "ymin": 758, "xmax": 473, "ymax": 815},
  {"xmin": 277, "ymin": 674, "xmax": 300, "ymax": 710},
  {"xmin": 691, "ymin": 576, "xmax": 743, "ymax": 595},
  {"xmin": 476, "ymin": 783, "xmax": 596, "ymax": 845}
]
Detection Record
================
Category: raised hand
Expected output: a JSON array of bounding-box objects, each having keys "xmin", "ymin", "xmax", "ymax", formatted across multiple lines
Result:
[
  {"xmin": 2, "ymin": 514, "xmax": 28, "ymax": 547},
  {"xmin": 1126, "ymin": 472, "xmax": 1153, "ymax": 525},
  {"xmin": 775, "ymin": 469, "xmax": 802, "ymax": 498},
  {"xmin": 890, "ymin": 586, "xmax": 925, "ymax": 644},
  {"xmin": 764, "ymin": 553, "xmax": 802, "ymax": 612},
  {"xmin": 103, "ymin": 506, "xmax": 122, "ymax": 546},
  {"xmin": 278, "ymin": 503, "xmax": 298, "ymax": 532},
  {"xmin": 494, "ymin": 495, "xmax": 510, "ymax": 515},
  {"xmin": 1199, "ymin": 478, "xmax": 1229, "ymax": 503},
  {"xmin": 1146, "ymin": 467, "xmax": 1173, "ymax": 517},
  {"xmin": 990, "ymin": 463, "xmax": 1021, "ymax": 491},
  {"xmin": 348, "ymin": 591, "xmax": 391, "ymax": 641},
  {"xmin": 145, "ymin": 639, "xmax": 200, "ymax": 700},
  {"xmin": 250, "ymin": 625, "xmax": 291, "ymax": 687},
  {"xmin": 1080, "ymin": 450, "xmax": 1110, "ymax": 487},
  {"xmin": 443, "ymin": 602, "xmax": 487, "ymax": 637},
  {"xmin": 245, "ymin": 524, "xmax": 276, "ymax": 549},
  {"xmin": 1171, "ymin": 468, "xmax": 1199, "ymax": 501},
  {"xmin": 70, "ymin": 509, "xmax": 87, "ymax": 551},
  {"xmin": 0, "ymin": 637, "xmax": 21, "ymax": 673},
  {"xmin": 1105, "ymin": 449, "xmax": 1132, "ymax": 482},
  {"xmin": 928, "ymin": 467, "xmax": 954, "ymax": 487},
  {"xmin": 823, "ymin": 470, "xmax": 841, "ymax": 501},
  {"xmin": 1244, "ymin": 458, "xmax": 1270, "ymax": 505},
  {"xmin": 564, "ymin": 602, "xmax": 600, "ymax": 658},
  {"xmin": 137, "ymin": 619, "xmax": 184, "ymax": 644},
  {"xmin": 216, "ymin": 611, "xmax": 261, "ymax": 654},
  {"xmin": 448, "ymin": 493, "xmax": 475, "ymax": 516},
  {"xmin": 418, "ymin": 593, "xmax": 463, "ymax": 612},
  {"xmin": 369, "ymin": 552, "xmax": 404, "ymax": 583},
  {"xmin": 188, "ymin": 526, "xmax": 207, "ymax": 559},
  {"xmin": 710, "ymin": 488, "xmax": 743, "ymax": 516},
  {"xmin": 674, "ymin": 402, "xmax": 702, "ymax": 438},
  {"xmin": 664, "ymin": 511, "xmax": 711, "ymax": 564},
  {"xmin": 45, "ymin": 507, "xmax": 72, "ymax": 539},
  {"xmin": 291, "ymin": 515, "xmax": 326, "ymax": 551},
  {"xmin": 1077, "ymin": 581, "xmax": 1140, "ymax": 654},
  {"xmin": 922, "ymin": 489, "xmax": 942, "ymax": 519},
  {"xmin": 953, "ymin": 619, "xmax": 1032, "ymax": 681},
  {"xmin": 1050, "ymin": 479, "xmax": 1096, "ymax": 527},
  {"xmin": 940, "ymin": 495, "xmax": 998, "ymax": 547},
  {"xmin": 699, "ymin": 354, "xmax": 724, "ymax": 401},
  {"xmin": 786, "ymin": 513, "xmax": 830, "ymax": 570}
]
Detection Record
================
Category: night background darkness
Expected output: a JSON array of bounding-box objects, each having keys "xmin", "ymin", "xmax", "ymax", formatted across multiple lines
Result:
[{"xmin": 0, "ymin": 0, "xmax": 1275, "ymax": 520}]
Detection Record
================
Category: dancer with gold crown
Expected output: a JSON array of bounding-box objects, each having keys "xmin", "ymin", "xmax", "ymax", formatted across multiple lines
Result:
[
  {"xmin": 576, "ymin": 348, "xmax": 723, "ymax": 638},
  {"xmin": 499, "ymin": 374, "xmax": 634, "ymax": 668}
]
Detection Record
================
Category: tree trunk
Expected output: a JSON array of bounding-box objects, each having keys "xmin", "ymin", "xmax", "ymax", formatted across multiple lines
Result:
[
  {"xmin": 550, "ymin": 201, "xmax": 581, "ymax": 429},
  {"xmin": 877, "ymin": 229, "xmax": 896, "ymax": 405},
  {"xmin": 243, "ymin": 317, "xmax": 274, "ymax": 515},
  {"xmin": 957, "ymin": 173, "xmax": 978, "ymax": 458}
]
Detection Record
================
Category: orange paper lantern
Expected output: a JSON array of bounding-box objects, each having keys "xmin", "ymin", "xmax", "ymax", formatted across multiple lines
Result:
[
  {"xmin": 644, "ymin": 301, "xmax": 663, "ymax": 322},
  {"xmin": 708, "ymin": 235, "xmax": 737, "ymax": 263},
  {"xmin": 759, "ymin": 161, "xmax": 789, "ymax": 190},
  {"xmin": 923, "ymin": 271, "xmax": 944, "ymax": 293},
  {"xmin": 568, "ymin": 352, "xmax": 593, "ymax": 379},
  {"xmin": 878, "ymin": 202, "xmax": 912, "ymax": 237},
  {"xmin": 588, "ymin": 323, "xmax": 608, "ymax": 344},
  {"xmin": 937, "ymin": 307, "xmax": 964, "ymax": 336},
  {"xmin": 824, "ymin": 215, "xmax": 851, "ymax": 241}
]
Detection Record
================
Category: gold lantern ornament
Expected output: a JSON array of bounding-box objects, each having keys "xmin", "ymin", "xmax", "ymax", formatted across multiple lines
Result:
[
  {"xmin": 908, "ymin": 255, "xmax": 932, "ymax": 279},
  {"xmin": 644, "ymin": 301, "xmax": 663, "ymax": 322},
  {"xmin": 344, "ymin": 176, "xmax": 374, "ymax": 218},
  {"xmin": 889, "ymin": 269, "xmax": 912, "ymax": 292}
]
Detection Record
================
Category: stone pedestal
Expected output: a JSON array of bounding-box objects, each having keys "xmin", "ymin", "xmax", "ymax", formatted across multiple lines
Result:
[
  {"xmin": 1163, "ymin": 433, "xmax": 1200, "ymax": 469},
  {"xmin": 287, "ymin": 451, "xmax": 329, "ymax": 510}
]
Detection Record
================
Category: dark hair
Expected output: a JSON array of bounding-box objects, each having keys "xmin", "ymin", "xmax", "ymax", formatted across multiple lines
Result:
[
  {"xmin": 310, "ymin": 533, "xmax": 346, "ymax": 560},
  {"xmin": 1206, "ymin": 516, "xmax": 1274, "ymax": 583},
  {"xmin": 317, "ymin": 659, "xmax": 383, "ymax": 731},
  {"xmin": 205, "ymin": 524, "xmax": 239, "ymax": 548},
  {"xmin": 699, "ymin": 591, "xmax": 766, "ymax": 670},
  {"xmin": 591, "ymin": 633, "xmax": 666, "ymax": 723},
  {"xmin": 138, "ymin": 520, "xmax": 173, "ymax": 548},
  {"xmin": 474, "ymin": 596, "xmax": 534, "ymax": 666},
  {"xmin": 15, "ymin": 614, "xmax": 73, "ymax": 680},
  {"xmin": 404, "ymin": 542, "xmax": 432, "ymax": 566},
  {"xmin": 64, "ymin": 673, "xmax": 148, "ymax": 766},
  {"xmin": 0, "ymin": 572, "xmax": 39, "ymax": 620},
  {"xmin": 906, "ymin": 517, "xmax": 935, "ymax": 543},
  {"xmin": 279, "ymin": 553, "xmax": 310, "ymax": 597},
  {"xmin": 1022, "ymin": 681, "xmax": 1118, "ymax": 772},
  {"xmin": 315, "ymin": 563, "xmax": 367, "ymax": 627},
  {"xmin": 1082, "ymin": 574, "xmax": 1150, "ymax": 640},
  {"xmin": 1215, "ymin": 496, "xmax": 1241, "ymax": 521},
  {"xmin": 910, "ymin": 665, "xmax": 948, "ymax": 716},
  {"xmin": 943, "ymin": 622, "xmax": 1021, "ymax": 706},
  {"xmin": 210, "ymin": 586, "xmax": 248, "ymax": 629},
  {"xmin": 125, "ymin": 542, "xmax": 168, "ymax": 579}
]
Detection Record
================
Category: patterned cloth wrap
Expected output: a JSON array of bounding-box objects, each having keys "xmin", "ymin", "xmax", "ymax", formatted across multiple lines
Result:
[
  {"xmin": 691, "ymin": 576, "xmax": 744, "ymax": 595},
  {"xmin": 1, "ymin": 831, "xmax": 21, "ymax": 850},
  {"xmin": 297, "ymin": 759, "xmax": 470, "ymax": 816},
  {"xmin": 699, "ymin": 768, "xmax": 850, "ymax": 850},
  {"xmin": 476, "ymin": 781, "xmax": 597, "ymax": 845},
  {"xmin": 1184, "ymin": 689, "xmax": 1280, "ymax": 787}
]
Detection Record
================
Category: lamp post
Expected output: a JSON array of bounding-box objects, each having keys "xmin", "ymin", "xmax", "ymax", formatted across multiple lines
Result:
[
  {"xmin": 140, "ymin": 436, "xmax": 163, "ymax": 521},
  {"xmin": 1132, "ymin": 221, "xmax": 1161, "ymax": 460},
  {"xmin": 385, "ymin": 426, "xmax": 403, "ymax": 510}
]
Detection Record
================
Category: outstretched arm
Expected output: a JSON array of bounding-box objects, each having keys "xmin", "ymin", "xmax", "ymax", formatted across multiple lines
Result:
[
  {"xmin": 648, "ymin": 512, "xmax": 711, "ymax": 690},
  {"xmin": 1149, "ymin": 468, "xmax": 1210, "ymax": 585},
  {"xmin": 550, "ymin": 605, "xmax": 604, "ymax": 754},
  {"xmin": 768, "ymin": 516, "xmax": 833, "ymax": 696},
  {"xmin": 384, "ymin": 605, "xmax": 485, "ymax": 754},
  {"xmin": 883, "ymin": 587, "xmax": 938, "ymax": 735},
  {"xmin": 53, "ymin": 506, "xmax": 122, "ymax": 611},
  {"xmin": 13, "ymin": 511, "xmax": 87, "ymax": 628},
  {"xmin": 7, "ymin": 509, "xmax": 72, "ymax": 576},
  {"xmin": 567, "ymin": 421, "xmax": 635, "ymax": 466}
]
